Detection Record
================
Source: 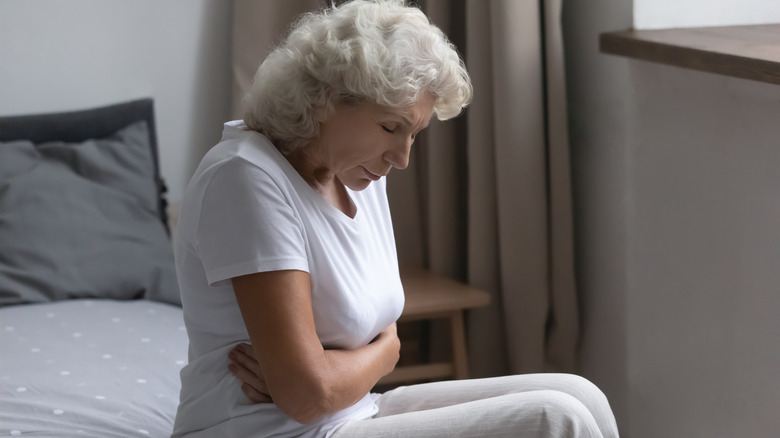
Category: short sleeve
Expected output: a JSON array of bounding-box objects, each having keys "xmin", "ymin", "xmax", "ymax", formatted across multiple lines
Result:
[{"xmin": 195, "ymin": 158, "xmax": 309, "ymax": 287}]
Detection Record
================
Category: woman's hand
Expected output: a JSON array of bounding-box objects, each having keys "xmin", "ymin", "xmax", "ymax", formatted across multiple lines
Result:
[
  {"xmin": 228, "ymin": 343, "xmax": 273, "ymax": 404},
  {"xmin": 375, "ymin": 322, "xmax": 398, "ymax": 343},
  {"xmin": 232, "ymin": 270, "xmax": 402, "ymax": 423},
  {"xmin": 372, "ymin": 323, "xmax": 400, "ymax": 373},
  {"xmin": 227, "ymin": 320, "xmax": 400, "ymax": 406}
]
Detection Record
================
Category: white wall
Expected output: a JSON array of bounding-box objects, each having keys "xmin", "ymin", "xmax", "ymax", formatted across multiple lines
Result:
[
  {"xmin": 627, "ymin": 65, "xmax": 780, "ymax": 437},
  {"xmin": 634, "ymin": 0, "xmax": 780, "ymax": 29},
  {"xmin": 0, "ymin": 0, "xmax": 234, "ymax": 201},
  {"xmin": 564, "ymin": 0, "xmax": 780, "ymax": 437}
]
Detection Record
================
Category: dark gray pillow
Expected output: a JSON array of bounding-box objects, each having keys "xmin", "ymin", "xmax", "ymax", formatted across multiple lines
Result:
[{"xmin": 0, "ymin": 121, "xmax": 180, "ymax": 306}]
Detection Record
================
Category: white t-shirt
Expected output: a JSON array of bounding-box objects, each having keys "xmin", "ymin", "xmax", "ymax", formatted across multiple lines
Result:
[{"xmin": 171, "ymin": 121, "xmax": 405, "ymax": 438}]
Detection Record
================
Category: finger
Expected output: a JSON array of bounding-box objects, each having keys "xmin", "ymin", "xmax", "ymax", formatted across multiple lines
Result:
[
  {"xmin": 228, "ymin": 362, "xmax": 269, "ymax": 395},
  {"xmin": 231, "ymin": 346, "xmax": 263, "ymax": 377},
  {"xmin": 236, "ymin": 343, "xmax": 258, "ymax": 360},
  {"xmin": 241, "ymin": 383, "xmax": 273, "ymax": 404},
  {"xmin": 227, "ymin": 361, "xmax": 272, "ymax": 404}
]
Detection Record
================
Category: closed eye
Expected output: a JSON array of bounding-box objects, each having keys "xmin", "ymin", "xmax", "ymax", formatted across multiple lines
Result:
[{"xmin": 381, "ymin": 125, "xmax": 395, "ymax": 134}]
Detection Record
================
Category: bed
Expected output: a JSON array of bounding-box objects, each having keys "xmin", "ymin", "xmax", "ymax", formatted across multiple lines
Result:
[{"xmin": 0, "ymin": 99, "xmax": 188, "ymax": 437}]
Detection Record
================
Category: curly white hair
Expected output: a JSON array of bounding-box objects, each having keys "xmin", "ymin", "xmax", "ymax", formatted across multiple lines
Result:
[{"xmin": 242, "ymin": 0, "xmax": 473, "ymax": 154}]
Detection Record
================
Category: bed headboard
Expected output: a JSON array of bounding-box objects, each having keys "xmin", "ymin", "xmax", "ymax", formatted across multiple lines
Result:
[{"xmin": 0, "ymin": 98, "xmax": 169, "ymax": 232}]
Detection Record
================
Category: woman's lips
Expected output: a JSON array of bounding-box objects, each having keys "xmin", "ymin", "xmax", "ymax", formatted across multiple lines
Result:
[{"xmin": 364, "ymin": 167, "xmax": 382, "ymax": 181}]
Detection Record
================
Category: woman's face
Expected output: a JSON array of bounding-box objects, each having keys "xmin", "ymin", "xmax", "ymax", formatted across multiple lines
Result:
[{"xmin": 313, "ymin": 93, "xmax": 435, "ymax": 191}]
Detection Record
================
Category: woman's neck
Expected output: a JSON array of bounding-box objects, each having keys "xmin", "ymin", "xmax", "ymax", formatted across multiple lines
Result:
[
  {"xmin": 286, "ymin": 145, "xmax": 334, "ymax": 190},
  {"xmin": 285, "ymin": 145, "xmax": 355, "ymax": 217}
]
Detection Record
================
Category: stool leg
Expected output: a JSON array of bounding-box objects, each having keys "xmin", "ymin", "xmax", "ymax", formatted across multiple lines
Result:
[{"xmin": 450, "ymin": 311, "xmax": 469, "ymax": 379}]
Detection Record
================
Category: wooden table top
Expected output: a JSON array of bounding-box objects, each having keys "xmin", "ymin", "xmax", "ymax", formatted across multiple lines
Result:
[{"xmin": 600, "ymin": 24, "xmax": 780, "ymax": 86}]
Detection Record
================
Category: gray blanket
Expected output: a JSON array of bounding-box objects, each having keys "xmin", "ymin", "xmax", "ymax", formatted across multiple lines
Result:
[{"xmin": 0, "ymin": 299, "xmax": 188, "ymax": 437}]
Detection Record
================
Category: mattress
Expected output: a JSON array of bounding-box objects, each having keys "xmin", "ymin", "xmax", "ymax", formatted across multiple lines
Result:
[{"xmin": 0, "ymin": 299, "xmax": 188, "ymax": 437}]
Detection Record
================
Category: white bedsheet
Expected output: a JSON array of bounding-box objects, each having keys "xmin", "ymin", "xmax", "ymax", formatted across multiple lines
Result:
[{"xmin": 0, "ymin": 299, "xmax": 188, "ymax": 437}]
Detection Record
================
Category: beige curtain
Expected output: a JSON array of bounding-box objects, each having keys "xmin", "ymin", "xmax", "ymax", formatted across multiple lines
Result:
[
  {"xmin": 231, "ymin": 0, "xmax": 324, "ymax": 118},
  {"xmin": 231, "ymin": 0, "xmax": 578, "ymax": 376}
]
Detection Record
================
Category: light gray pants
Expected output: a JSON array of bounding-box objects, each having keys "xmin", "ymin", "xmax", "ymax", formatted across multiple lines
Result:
[{"xmin": 330, "ymin": 374, "xmax": 619, "ymax": 438}]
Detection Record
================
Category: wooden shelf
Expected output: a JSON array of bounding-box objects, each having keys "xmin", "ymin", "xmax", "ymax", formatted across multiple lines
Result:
[
  {"xmin": 377, "ymin": 267, "xmax": 490, "ymax": 385},
  {"xmin": 600, "ymin": 24, "xmax": 780, "ymax": 85},
  {"xmin": 398, "ymin": 266, "xmax": 490, "ymax": 320}
]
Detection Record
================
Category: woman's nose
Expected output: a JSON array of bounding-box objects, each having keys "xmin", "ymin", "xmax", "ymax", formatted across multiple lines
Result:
[{"xmin": 384, "ymin": 137, "xmax": 413, "ymax": 170}]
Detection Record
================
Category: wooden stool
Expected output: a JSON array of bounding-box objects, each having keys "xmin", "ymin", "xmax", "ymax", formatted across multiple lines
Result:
[{"xmin": 379, "ymin": 267, "xmax": 491, "ymax": 385}]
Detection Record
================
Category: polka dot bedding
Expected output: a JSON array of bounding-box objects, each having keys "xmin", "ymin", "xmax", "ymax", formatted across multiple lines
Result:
[{"xmin": 0, "ymin": 299, "xmax": 188, "ymax": 437}]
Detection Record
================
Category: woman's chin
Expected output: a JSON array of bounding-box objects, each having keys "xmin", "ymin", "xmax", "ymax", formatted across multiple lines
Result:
[{"xmin": 346, "ymin": 179, "xmax": 373, "ymax": 191}]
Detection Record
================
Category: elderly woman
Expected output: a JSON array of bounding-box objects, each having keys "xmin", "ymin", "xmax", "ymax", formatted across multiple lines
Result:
[{"xmin": 172, "ymin": 1, "xmax": 619, "ymax": 437}]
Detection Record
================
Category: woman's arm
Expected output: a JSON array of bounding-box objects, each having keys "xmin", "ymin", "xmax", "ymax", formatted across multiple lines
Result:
[{"xmin": 231, "ymin": 269, "xmax": 400, "ymax": 424}]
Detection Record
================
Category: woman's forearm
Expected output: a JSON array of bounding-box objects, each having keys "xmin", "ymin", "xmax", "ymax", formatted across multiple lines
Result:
[
  {"xmin": 273, "ymin": 324, "xmax": 399, "ymax": 424},
  {"xmin": 322, "ymin": 324, "xmax": 399, "ymax": 404},
  {"xmin": 232, "ymin": 270, "xmax": 400, "ymax": 425}
]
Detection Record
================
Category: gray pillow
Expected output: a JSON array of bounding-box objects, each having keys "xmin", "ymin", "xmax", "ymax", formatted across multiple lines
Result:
[{"xmin": 0, "ymin": 121, "xmax": 180, "ymax": 306}]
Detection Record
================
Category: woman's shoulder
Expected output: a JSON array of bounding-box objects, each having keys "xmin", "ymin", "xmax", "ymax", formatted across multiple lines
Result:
[
  {"xmin": 213, "ymin": 122, "xmax": 278, "ymax": 167},
  {"xmin": 197, "ymin": 123, "xmax": 294, "ymax": 187}
]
